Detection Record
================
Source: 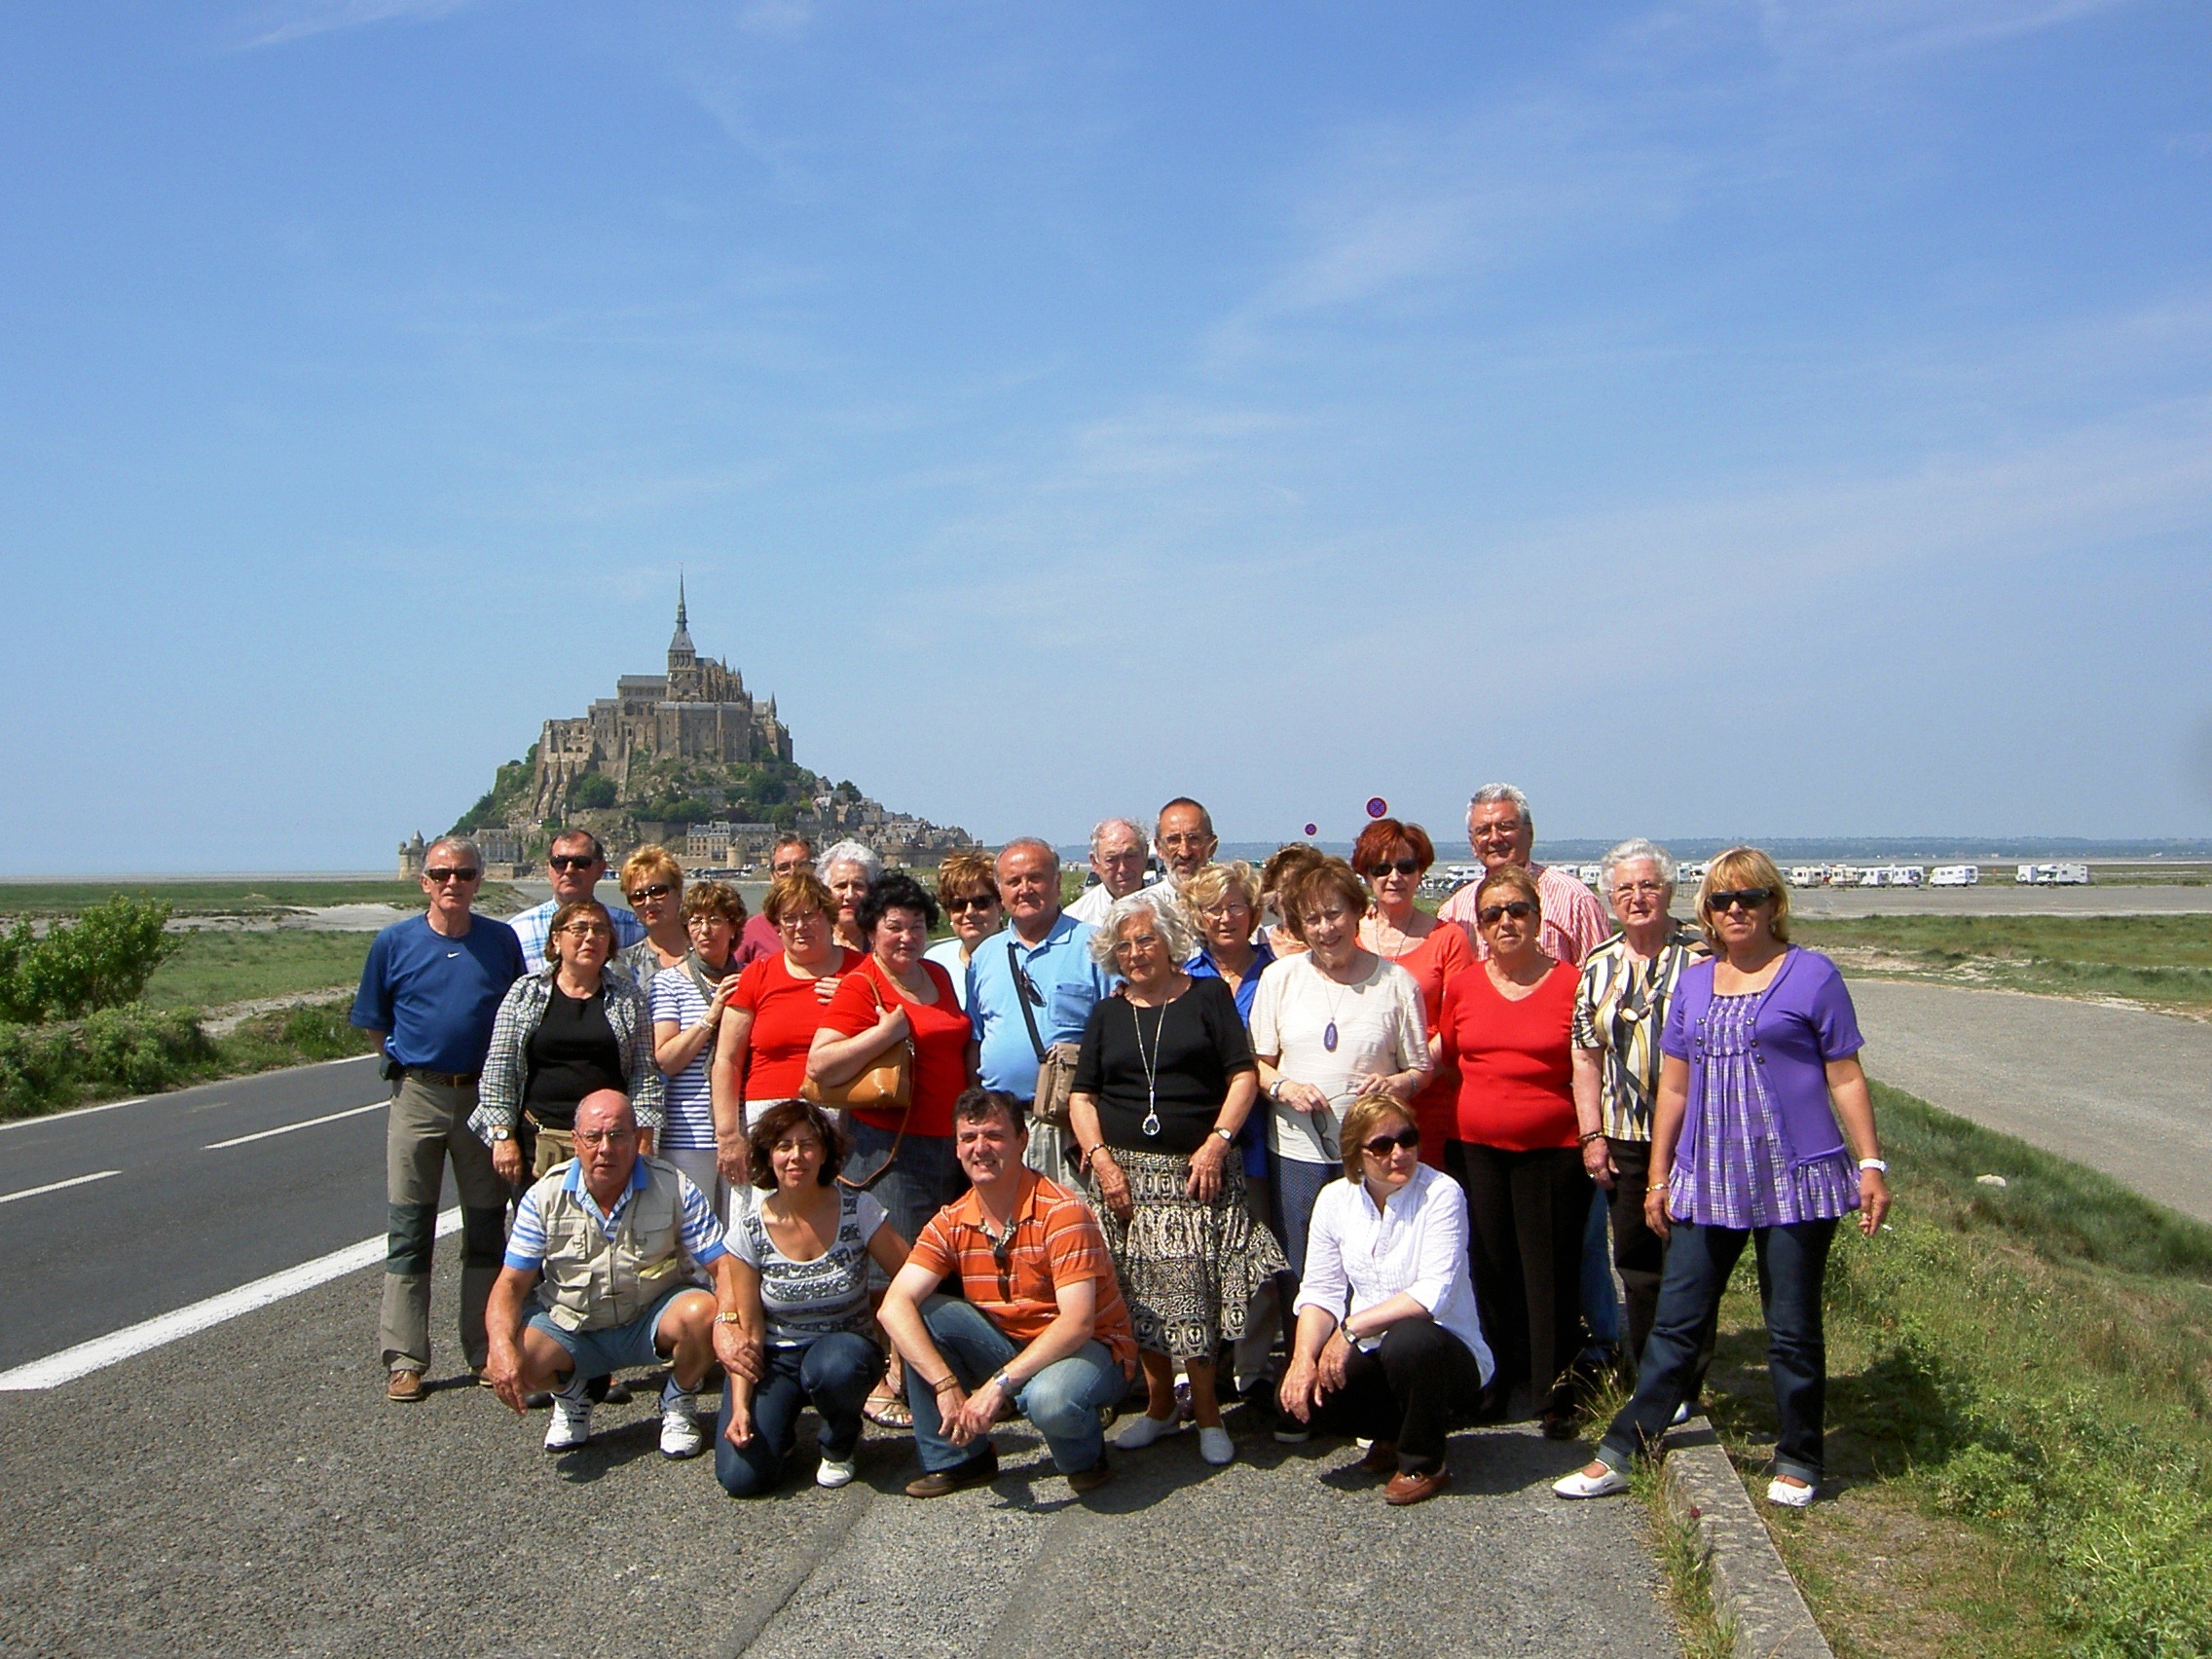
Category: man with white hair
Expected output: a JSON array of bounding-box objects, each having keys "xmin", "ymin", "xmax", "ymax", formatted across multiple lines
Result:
[
  {"xmin": 1436, "ymin": 785, "xmax": 1610, "ymax": 966},
  {"xmin": 1066, "ymin": 817, "xmax": 1152, "ymax": 927}
]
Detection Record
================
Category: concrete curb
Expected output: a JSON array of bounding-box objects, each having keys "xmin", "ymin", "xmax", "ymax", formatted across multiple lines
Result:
[{"xmin": 1659, "ymin": 1418, "xmax": 1833, "ymax": 1659}]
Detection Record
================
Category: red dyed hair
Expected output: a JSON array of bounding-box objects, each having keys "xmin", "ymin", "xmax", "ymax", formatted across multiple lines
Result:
[{"xmin": 1351, "ymin": 818, "xmax": 1435, "ymax": 876}]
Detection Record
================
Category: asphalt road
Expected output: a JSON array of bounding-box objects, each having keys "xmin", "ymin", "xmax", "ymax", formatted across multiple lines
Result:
[
  {"xmin": 0, "ymin": 1053, "xmax": 389, "ymax": 1371},
  {"xmin": 1850, "ymin": 977, "xmax": 2212, "ymax": 1224}
]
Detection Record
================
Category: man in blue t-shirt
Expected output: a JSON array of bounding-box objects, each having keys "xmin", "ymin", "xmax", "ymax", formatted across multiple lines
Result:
[
  {"xmin": 966, "ymin": 838, "xmax": 1114, "ymax": 1182},
  {"xmin": 352, "ymin": 834, "xmax": 525, "ymax": 1402}
]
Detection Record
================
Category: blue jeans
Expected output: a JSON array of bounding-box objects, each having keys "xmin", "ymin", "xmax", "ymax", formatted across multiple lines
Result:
[
  {"xmin": 842, "ymin": 1123, "xmax": 966, "ymax": 1250},
  {"xmin": 902, "ymin": 1295, "xmax": 1126, "ymax": 1474},
  {"xmin": 1580, "ymin": 1187, "xmax": 1621, "ymax": 1349},
  {"xmin": 715, "ymin": 1331, "xmax": 886, "ymax": 1497},
  {"xmin": 1599, "ymin": 1217, "xmax": 1837, "ymax": 1485}
]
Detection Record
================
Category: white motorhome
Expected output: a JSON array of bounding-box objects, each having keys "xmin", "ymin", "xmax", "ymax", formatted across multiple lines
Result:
[
  {"xmin": 1787, "ymin": 866, "xmax": 1825, "ymax": 888},
  {"xmin": 1930, "ymin": 864, "xmax": 1980, "ymax": 887},
  {"xmin": 1827, "ymin": 865, "xmax": 1861, "ymax": 887},
  {"xmin": 2016, "ymin": 863, "xmax": 2093, "ymax": 886},
  {"xmin": 1576, "ymin": 864, "xmax": 1604, "ymax": 890}
]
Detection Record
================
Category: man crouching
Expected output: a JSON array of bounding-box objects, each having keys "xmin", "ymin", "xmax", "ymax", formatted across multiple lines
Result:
[{"xmin": 484, "ymin": 1088, "xmax": 757, "ymax": 1457}]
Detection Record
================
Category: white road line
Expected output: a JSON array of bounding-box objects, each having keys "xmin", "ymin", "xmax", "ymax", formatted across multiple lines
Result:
[
  {"xmin": 0, "ymin": 1208, "xmax": 461, "ymax": 1391},
  {"xmin": 0, "ymin": 1096, "xmax": 150, "ymax": 1133},
  {"xmin": 0, "ymin": 1169, "xmax": 122, "ymax": 1205},
  {"xmin": 202, "ymin": 1099, "xmax": 385, "ymax": 1149}
]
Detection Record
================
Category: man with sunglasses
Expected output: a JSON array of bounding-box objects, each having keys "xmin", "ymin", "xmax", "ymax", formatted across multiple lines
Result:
[
  {"xmin": 509, "ymin": 830, "xmax": 647, "ymax": 975},
  {"xmin": 351, "ymin": 835, "xmax": 526, "ymax": 1403},
  {"xmin": 1435, "ymin": 785, "xmax": 1610, "ymax": 969},
  {"xmin": 965, "ymin": 838, "xmax": 1115, "ymax": 1180}
]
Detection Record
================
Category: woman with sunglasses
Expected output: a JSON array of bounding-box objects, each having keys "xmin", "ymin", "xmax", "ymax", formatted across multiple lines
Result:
[
  {"xmin": 1277, "ymin": 1091, "xmax": 1493, "ymax": 1506},
  {"xmin": 1067, "ymin": 893, "xmax": 1284, "ymax": 1467},
  {"xmin": 922, "ymin": 849, "xmax": 1003, "ymax": 1012},
  {"xmin": 1251, "ymin": 858, "xmax": 1431, "ymax": 1282},
  {"xmin": 1558, "ymin": 848, "xmax": 1889, "ymax": 1510},
  {"xmin": 613, "ymin": 845, "xmax": 693, "ymax": 991},
  {"xmin": 474, "ymin": 897, "xmax": 666, "ymax": 1183},
  {"xmin": 1436, "ymin": 865, "xmax": 1587, "ymax": 1437},
  {"xmin": 648, "ymin": 881, "xmax": 751, "ymax": 1219},
  {"xmin": 1354, "ymin": 819, "xmax": 1472, "ymax": 1173}
]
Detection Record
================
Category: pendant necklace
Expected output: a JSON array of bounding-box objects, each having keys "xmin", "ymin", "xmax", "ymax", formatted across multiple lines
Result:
[
  {"xmin": 1319, "ymin": 961, "xmax": 1355, "ymax": 1052},
  {"xmin": 1131, "ymin": 996, "xmax": 1171, "ymax": 1137}
]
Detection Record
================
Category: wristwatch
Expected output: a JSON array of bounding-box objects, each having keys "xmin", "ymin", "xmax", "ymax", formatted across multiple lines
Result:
[
  {"xmin": 715, "ymin": 1310, "xmax": 745, "ymax": 1325},
  {"xmin": 1212, "ymin": 1125, "xmax": 1235, "ymax": 1144},
  {"xmin": 488, "ymin": 1126, "xmax": 513, "ymax": 1143},
  {"xmin": 991, "ymin": 1368, "xmax": 1015, "ymax": 1394},
  {"xmin": 1859, "ymin": 1159, "xmax": 1889, "ymax": 1174}
]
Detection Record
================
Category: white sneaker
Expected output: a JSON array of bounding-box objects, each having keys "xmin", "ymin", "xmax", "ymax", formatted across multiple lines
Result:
[
  {"xmin": 1198, "ymin": 1426, "xmax": 1235, "ymax": 1466},
  {"xmin": 1111, "ymin": 1411, "xmax": 1183, "ymax": 1450},
  {"xmin": 816, "ymin": 1454, "xmax": 857, "ymax": 1489},
  {"xmin": 1272, "ymin": 1423, "xmax": 1311, "ymax": 1444},
  {"xmin": 659, "ymin": 1393, "xmax": 705, "ymax": 1459},
  {"xmin": 544, "ymin": 1397, "xmax": 593, "ymax": 1453},
  {"xmin": 1766, "ymin": 1477, "xmax": 1816, "ymax": 1508},
  {"xmin": 1553, "ymin": 1464, "xmax": 1632, "ymax": 1499}
]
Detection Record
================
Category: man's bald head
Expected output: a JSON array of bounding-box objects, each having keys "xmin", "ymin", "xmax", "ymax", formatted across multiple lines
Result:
[{"xmin": 574, "ymin": 1089, "xmax": 635, "ymax": 1137}]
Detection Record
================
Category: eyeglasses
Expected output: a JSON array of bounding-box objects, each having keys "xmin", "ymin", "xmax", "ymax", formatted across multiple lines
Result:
[
  {"xmin": 1477, "ymin": 901, "xmax": 1536, "ymax": 926},
  {"xmin": 548, "ymin": 854, "xmax": 599, "ymax": 872},
  {"xmin": 1158, "ymin": 833, "xmax": 1214, "ymax": 851},
  {"xmin": 1360, "ymin": 1125, "xmax": 1421, "ymax": 1157},
  {"xmin": 558, "ymin": 922, "xmax": 613, "ymax": 940},
  {"xmin": 1367, "ymin": 858, "xmax": 1421, "ymax": 878},
  {"xmin": 1709, "ymin": 888, "xmax": 1773, "ymax": 912},
  {"xmin": 573, "ymin": 1127, "xmax": 634, "ymax": 1147},
  {"xmin": 626, "ymin": 883, "xmax": 675, "ymax": 904},
  {"xmin": 1112, "ymin": 934, "xmax": 1163, "ymax": 955},
  {"xmin": 423, "ymin": 867, "xmax": 480, "ymax": 884},
  {"xmin": 949, "ymin": 894, "xmax": 998, "ymax": 913},
  {"xmin": 1612, "ymin": 880, "xmax": 1666, "ymax": 898}
]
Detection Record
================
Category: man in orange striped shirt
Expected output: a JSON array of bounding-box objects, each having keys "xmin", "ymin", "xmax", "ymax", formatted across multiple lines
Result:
[{"xmin": 880, "ymin": 1088, "xmax": 1139, "ymax": 1497}]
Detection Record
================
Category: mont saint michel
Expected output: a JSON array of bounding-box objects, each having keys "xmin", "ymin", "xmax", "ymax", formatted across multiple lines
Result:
[{"xmin": 406, "ymin": 584, "xmax": 976, "ymax": 875}]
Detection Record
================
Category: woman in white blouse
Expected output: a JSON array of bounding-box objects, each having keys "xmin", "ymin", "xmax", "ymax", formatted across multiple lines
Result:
[{"xmin": 1277, "ymin": 1092, "xmax": 1494, "ymax": 1507}]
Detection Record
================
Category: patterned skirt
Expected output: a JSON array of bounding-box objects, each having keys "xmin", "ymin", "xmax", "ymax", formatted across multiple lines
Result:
[{"xmin": 1087, "ymin": 1147, "xmax": 1289, "ymax": 1363}]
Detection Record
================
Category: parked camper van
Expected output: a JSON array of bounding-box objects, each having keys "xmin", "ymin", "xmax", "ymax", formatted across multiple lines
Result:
[
  {"xmin": 1930, "ymin": 865, "xmax": 1979, "ymax": 887},
  {"xmin": 2016, "ymin": 863, "xmax": 2092, "ymax": 886},
  {"xmin": 1787, "ymin": 866, "xmax": 1825, "ymax": 888}
]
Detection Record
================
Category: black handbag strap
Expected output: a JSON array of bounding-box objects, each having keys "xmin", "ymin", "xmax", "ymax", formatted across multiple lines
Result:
[{"xmin": 1008, "ymin": 940, "xmax": 1050, "ymax": 1063}]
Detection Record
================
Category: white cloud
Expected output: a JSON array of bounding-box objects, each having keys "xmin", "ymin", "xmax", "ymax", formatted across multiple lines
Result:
[{"xmin": 235, "ymin": 0, "xmax": 479, "ymax": 50}]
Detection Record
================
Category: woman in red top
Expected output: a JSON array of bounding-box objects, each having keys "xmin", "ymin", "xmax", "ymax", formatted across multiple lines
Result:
[
  {"xmin": 1355, "ymin": 818, "xmax": 1473, "ymax": 1170},
  {"xmin": 1437, "ymin": 865, "xmax": 1591, "ymax": 1438},
  {"xmin": 711, "ymin": 869, "xmax": 860, "ymax": 1189}
]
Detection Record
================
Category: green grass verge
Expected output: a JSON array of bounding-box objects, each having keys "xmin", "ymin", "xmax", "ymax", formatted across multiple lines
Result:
[
  {"xmin": 1694, "ymin": 1082, "xmax": 2212, "ymax": 1658},
  {"xmin": 0, "ymin": 1003, "xmax": 380, "ymax": 1121},
  {"xmin": 140, "ymin": 929, "xmax": 376, "ymax": 1010},
  {"xmin": 1793, "ymin": 915, "xmax": 2212, "ymax": 1014},
  {"xmin": 0, "ymin": 880, "xmax": 527, "ymax": 918}
]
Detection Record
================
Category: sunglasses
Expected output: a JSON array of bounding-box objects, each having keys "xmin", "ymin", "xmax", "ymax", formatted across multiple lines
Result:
[
  {"xmin": 548, "ymin": 854, "xmax": 599, "ymax": 872},
  {"xmin": 949, "ymin": 894, "xmax": 998, "ymax": 912},
  {"xmin": 1477, "ymin": 901, "xmax": 1536, "ymax": 926},
  {"xmin": 1360, "ymin": 1125, "xmax": 1421, "ymax": 1157},
  {"xmin": 422, "ymin": 867, "xmax": 479, "ymax": 884},
  {"xmin": 1015, "ymin": 966, "xmax": 1046, "ymax": 1007},
  {"xmin": 626, "ymin": 882, "xmax": 675, "ymax": 904},
  {"xmin": 1708, "ymin": 888, "xmax": 1773, "ymax": 912},
  {"xmin": 1368, "ymin": 858, "xmax": 1422, "ymax": 878}
]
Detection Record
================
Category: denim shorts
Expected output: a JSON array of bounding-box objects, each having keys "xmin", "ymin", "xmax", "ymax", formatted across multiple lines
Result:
[{"xmin": 527, "ymin": 1285, "xmax": 698, "ymax": 1379}]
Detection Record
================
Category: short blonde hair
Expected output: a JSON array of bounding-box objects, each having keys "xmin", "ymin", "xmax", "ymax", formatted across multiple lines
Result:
[
  {"xmin": 764, "ymin": 869, "xmax": 836, "ymax": 928},
  {"xmin": 682, "ymin": 880, "xmax": 747, "ymax": 930},
  {"xmin": 1339, "ymin": 1091, "xmax": 1414, "ymax": 1184},
  {"xmin": 1696, "ymin": 847, "xmax": 1791, "ymax": 948},
  {"xmin": 1183, "ymin": 860, "xmax": 1261, "ymax": 919},
  {"xmin": 935, "ymin": 849, "xmax": 999, "ymax": 908},
  {"xmin": 620, "ymin": 845, "xmax": 683, "ymax": 896}
]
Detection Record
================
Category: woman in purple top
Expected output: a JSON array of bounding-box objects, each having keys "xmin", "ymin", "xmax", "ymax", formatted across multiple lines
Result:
[{"xmin": 1554, "ymin": 847, "xmax": 1891, "ymax": 1510}]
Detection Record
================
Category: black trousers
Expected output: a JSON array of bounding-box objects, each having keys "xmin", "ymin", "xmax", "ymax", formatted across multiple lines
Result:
[
  {"xmin": 1607, "ymin": 1140, "xmax": 1716, "ymax": 1389},
  {"xmin": 1308, "ymin": 1315, "xmax": 1487, "ymax": 1474},
  {"xmin": 1448, "ymin": 1140, "xmax": 1591, "ymax": 1413}
]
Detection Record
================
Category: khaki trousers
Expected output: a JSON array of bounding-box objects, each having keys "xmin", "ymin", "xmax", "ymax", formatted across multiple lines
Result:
[{"xmin": 379, "ymin": 1076, "xmax": 506, "ymax": 1375}]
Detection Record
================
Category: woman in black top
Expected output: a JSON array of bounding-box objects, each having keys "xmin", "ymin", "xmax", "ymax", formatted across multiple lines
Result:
[{"xmin": 1068, "ymin": 892, "xmax": 1287, "ymax": 1468}]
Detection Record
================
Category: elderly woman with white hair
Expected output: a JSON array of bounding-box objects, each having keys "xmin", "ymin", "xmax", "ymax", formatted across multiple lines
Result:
[
  {"xmin": 817, "ymin": 839, "xmax": 882, "ymax": 956},
  {"xmin": 1571, "ymin": 839, "xmax": 1711, "ymax": 1375},
  {"xmin": 1067, "ymin": 891, "xmax": 1286, "ymax": 1466}
]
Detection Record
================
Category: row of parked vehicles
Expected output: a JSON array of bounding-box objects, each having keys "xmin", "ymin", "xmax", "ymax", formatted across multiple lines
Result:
[{"xmin": 1429, "ymin": 860, "xmax": 2095, "ymax": 898}]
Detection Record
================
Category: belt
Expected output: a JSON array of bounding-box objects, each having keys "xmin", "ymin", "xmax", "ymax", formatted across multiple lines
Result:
[{"xmin": 403, "ymin": 1068, "xmax": 480, "ymax": 1088}]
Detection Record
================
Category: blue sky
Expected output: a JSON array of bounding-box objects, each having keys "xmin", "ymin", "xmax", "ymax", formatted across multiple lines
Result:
[{"xmin": 3, "ymin": 1, "xmax": 2209, "ymax": 872}]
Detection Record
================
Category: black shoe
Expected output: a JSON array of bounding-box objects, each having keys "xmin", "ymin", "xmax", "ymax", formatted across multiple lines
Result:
[
  {"xmin": 903, "ymin": 1448, "xmax": 999, "ymax": 1498},
  {"xmin": 1066, "ymin": 1453, "xmax": 1114, "ymax": 1494}
]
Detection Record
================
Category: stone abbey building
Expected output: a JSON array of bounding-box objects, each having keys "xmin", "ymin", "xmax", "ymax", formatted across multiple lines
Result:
[{"xmin": 528, "ymin": 579, "xmax": 792, "ymax": 821}]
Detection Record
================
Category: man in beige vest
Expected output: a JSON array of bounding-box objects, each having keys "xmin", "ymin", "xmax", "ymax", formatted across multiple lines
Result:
[{"xmin": 484, "ymin": 1090, "xmax": 757, "ymax": 1456}]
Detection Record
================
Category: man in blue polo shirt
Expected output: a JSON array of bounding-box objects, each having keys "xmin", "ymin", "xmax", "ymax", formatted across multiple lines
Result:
[
  {"xmin": 966, "ymin": 838, "xmax": 1115, "ymax": 1181},
  {"xmin": 352, "ymin": 834, "xmax": 525, "ymax": 1403}
]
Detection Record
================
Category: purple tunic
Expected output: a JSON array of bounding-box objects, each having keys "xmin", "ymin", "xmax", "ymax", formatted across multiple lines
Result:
[{"xmin": 1667, "ymin": 991, "xmax": 1860, "ymax": 1228}]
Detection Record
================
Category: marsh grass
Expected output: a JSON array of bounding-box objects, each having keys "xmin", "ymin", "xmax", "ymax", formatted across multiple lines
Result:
[
  {"xmin": 1693, "ymin": 1082, "xmax": 2212, "ymax": 1657},
  {"xmin": 0, "ymin": 879, "xmax": 527, "ymax": 918},
  {"xmin": 1793, "ymin": 915, "xmax": 2212, "ymax": 1014},
  {"xmin": 141, "ymin": 929, "xmax": 376, "ymax": 1010}
]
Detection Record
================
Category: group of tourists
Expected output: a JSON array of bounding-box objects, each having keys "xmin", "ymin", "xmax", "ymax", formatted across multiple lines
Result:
[{"xmin": 353, "ymin": 784, "xmax": 1889, "ymax": 1511}]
